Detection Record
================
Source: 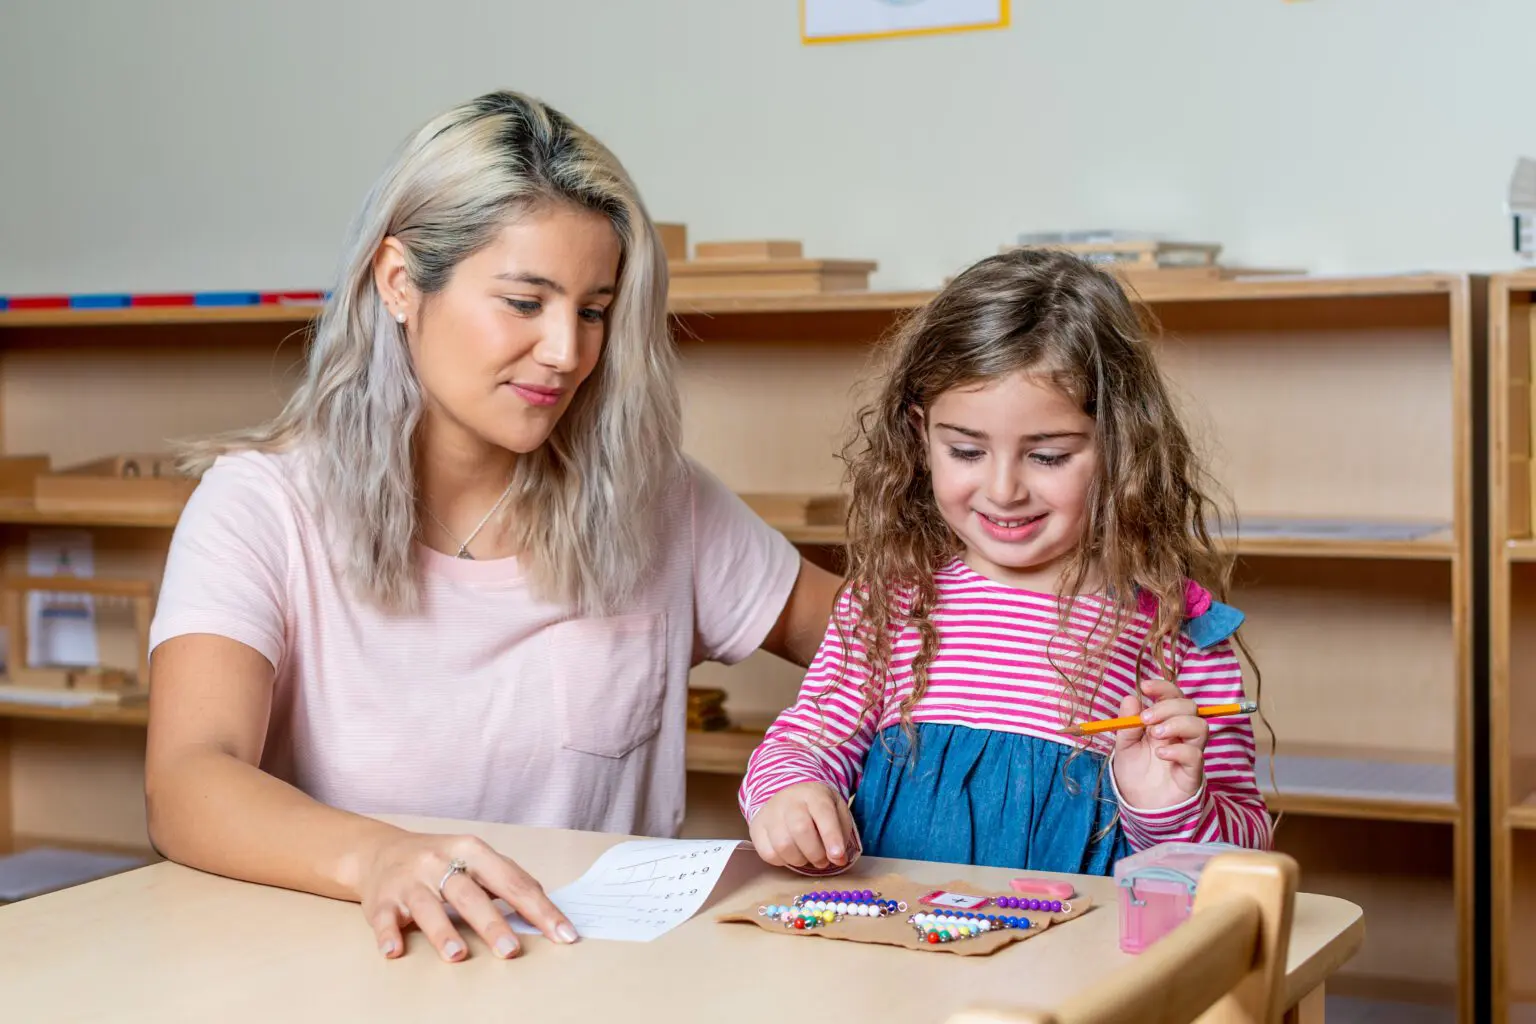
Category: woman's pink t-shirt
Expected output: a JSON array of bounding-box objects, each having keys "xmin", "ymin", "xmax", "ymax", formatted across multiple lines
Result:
[{"xmin": 148, "ymin": 448, "xmax": 800, "ymax": 839}]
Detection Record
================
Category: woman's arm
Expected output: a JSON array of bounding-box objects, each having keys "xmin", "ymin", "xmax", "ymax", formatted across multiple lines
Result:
[
  {"xmin": 144, "ymin": 634, "xmax": 396, "ymax": 900},
  {"xmin": 145, "ymin": 633, "xmax": 577, "ymax": 960},
  {"xmin": 757, "ymin": 556, "xmax": 842, "ymax": 667}
]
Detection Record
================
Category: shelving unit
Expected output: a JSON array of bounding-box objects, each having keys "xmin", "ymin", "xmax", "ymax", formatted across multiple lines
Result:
[
  {"xmin": 1489, "ymin": 271, "xmax": 1536, "ymax": 1024},
  {"xmin": 0, "ymin": 273, "xmax": 1477, "ymax": 1019}
]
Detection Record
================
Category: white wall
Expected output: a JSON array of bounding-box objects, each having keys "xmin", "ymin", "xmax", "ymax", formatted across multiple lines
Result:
[{"xmin": 2, "ymin": 0, "xmax": 1535, "ymax": 295}]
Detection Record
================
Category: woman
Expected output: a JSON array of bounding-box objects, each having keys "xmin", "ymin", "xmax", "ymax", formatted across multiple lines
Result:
[{"xmin": 144, "ymin": 90, "xmax": 839, "ymax": 965}]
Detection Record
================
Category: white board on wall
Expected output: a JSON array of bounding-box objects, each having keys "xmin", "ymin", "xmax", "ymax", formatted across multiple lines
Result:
[{"xmin": 801, "ymin": 0, "xmax": 1009, "ymax": 44}]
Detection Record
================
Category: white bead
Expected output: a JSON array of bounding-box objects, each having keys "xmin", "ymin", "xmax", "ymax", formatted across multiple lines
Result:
[{"xmin": 979, "ymin": 920, "xmax": 992, "ymax": 931}]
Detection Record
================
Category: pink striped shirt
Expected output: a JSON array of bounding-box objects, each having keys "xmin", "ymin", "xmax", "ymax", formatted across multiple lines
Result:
[{"xmin": 740, "ymin": 558, "xmax": 1272, "ymax": 853}]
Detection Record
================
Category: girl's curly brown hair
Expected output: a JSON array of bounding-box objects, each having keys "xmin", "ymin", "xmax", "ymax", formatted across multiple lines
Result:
[{"xmin": 832, "ymin": 247, "xmax": 1265, "ymax": 755}]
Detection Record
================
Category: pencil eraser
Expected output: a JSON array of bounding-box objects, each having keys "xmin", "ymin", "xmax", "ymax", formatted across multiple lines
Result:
[
  {"xmin": 69, "ymin": 294, "xmax": 132, "ymax": 309},
  {"xmin": 1009, "ymin": 877, "xmax": 1076, "ymax": 899},
  {"xmin": 130, "ymin": 293, "xmax": 196, "ymax": 307},
  {"xmin": 8, "ymin": 295, "xmax": 70, "ymax": 310},
  {"xmin": 193, "ymin": 291, "xmax": 260, "ymax": 306}
]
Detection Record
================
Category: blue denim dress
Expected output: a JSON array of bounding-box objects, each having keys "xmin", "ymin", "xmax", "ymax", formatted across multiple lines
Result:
[{"xmin": 850, "ymin": 724, "xmax": 1133, "ymax": 875}]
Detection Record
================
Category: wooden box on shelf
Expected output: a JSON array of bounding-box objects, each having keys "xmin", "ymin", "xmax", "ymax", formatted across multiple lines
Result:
[
  {"xmin": 0, "ymin": 455, "xmax": 50, "ymax": 500},
  {"xmin": 655, "ymin": 222, "xmax": 688, "ymax": 262},
  {"xmin": 669, "ymin": 239, "xmax": 876, "ymax": 297},
  {"xmin": 738, "ymin": 492, "xmax": 849, "ymax": 544},
  {"xmin": 33, "ymin": 453, "xmax": 196, "ymax": 517}
]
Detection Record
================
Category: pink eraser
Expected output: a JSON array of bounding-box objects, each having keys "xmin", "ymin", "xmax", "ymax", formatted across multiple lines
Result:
[{"xmin": 1009, "ymin": 877, "xmax": 1075, "ymax": 899}]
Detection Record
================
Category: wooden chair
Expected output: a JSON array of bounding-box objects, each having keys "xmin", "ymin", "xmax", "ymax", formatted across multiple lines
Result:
[{"xmin": 945, "ymin": 851, "xmax": 1300, "ymax": 1024}]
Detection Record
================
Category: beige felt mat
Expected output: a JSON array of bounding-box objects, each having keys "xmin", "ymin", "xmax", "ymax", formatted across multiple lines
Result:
[{"xmin": 716, "ymin": 872, "xmax": 1095, "ymax": 956}]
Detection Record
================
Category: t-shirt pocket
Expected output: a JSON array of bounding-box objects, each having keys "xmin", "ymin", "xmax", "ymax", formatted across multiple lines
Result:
[{"xmin": 549, "ymin": 612, "xmax": 669, "ymax": 759}]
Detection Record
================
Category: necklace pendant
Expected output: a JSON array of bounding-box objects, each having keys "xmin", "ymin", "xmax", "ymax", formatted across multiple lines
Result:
[{"xmin": 456, "ymin": 549, "xmax": 474, "ymax": 560}]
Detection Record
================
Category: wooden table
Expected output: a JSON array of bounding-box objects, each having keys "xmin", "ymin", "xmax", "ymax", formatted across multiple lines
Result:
[{"xmin": 0, "ymin": 814, "xmax": 1363, "ymax": 1022}]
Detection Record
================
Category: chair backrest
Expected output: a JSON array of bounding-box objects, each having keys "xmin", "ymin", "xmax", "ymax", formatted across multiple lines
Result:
[{"xmin": 945, "ymin": 850, "xmax": 1299, "ymax": 1024}]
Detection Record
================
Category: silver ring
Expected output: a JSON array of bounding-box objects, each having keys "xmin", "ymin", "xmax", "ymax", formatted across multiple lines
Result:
[{"xmin": 437, "ymin": 858, "xmax": 469, "ymax": 900}]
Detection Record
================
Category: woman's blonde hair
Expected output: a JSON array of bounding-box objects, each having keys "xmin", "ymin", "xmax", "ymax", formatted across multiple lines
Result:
[{"xmin": 179, "ymin": 89, "xmax": 681, "ymax": 616}]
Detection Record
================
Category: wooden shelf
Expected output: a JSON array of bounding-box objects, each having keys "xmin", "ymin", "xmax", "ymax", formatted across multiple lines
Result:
[
  {"xmin": 0, "ymin": 700, "xmax": 149, "ymax": 726},
  {"xmin": 1509, "ymin": 539, "xmax": 1536, "ymax": 562},
  {"xmin": 1261, "ymin": 751, "xmax": 1458, "ymax": 825},
  {"xmin": 0, "ymin": 498, "xmax": 179, "ymax": 528},
  {"xmin": 778, "ymin": 520, "xmax": 1456, "ymax": 560},
  {"xmin": 0, "ymin": 274, "xmax": 1464, "ymax": 333}
]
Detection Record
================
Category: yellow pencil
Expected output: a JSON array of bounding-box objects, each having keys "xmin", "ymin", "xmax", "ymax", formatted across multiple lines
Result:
[{"xmin": 1058, "ymin": 700, "xmax": 1258, "ymax": 737}]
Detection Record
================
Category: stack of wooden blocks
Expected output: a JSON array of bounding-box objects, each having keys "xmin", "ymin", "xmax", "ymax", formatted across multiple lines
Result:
[{"xmin": 657, "ymin": 222, "xmax": 876, "ymax": 297}]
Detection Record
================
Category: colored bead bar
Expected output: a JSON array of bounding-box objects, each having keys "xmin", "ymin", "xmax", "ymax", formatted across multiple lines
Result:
[
  {"xmin": 994, "ymin": 896, "xmax": 1069, "ymax": 914},
  {"xmin": 907, "ymin": 911, "xmax": 1035, "ymax": 944},
  {"xmin": 791, "ymin": 889, "xmax": 908, "ymax": 917},
  {"xmin": 757, "ymin": 903, "xmax": 844, "ymax": 930}
]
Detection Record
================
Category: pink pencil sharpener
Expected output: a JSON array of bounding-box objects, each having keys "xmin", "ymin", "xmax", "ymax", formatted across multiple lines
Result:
[{"xmin": 1113, "ymin": 841, "xmax": 1242, "ymax": 954}]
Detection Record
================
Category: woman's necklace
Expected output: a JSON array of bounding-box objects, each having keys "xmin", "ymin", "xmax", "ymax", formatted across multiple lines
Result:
[{"xmin": 421, "ymin": 478, "xmax": 517, "ymax": 560}]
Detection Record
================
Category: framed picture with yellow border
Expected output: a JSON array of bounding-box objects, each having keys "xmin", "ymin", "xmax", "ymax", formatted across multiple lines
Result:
[{"xmin": 801, "ymin": 0, "xmax": 1010, "ymax": 45}]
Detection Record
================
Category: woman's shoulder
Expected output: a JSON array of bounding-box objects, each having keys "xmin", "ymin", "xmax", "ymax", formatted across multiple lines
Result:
[{"xmin": 180, "ymin": 446, "xmax": 317, "ymax": 528}]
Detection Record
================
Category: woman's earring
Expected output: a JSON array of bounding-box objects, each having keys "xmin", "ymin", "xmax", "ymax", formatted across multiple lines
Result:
[{"xmin": 395, "ymin": 311, "xmax": 407, "ymax": 324}]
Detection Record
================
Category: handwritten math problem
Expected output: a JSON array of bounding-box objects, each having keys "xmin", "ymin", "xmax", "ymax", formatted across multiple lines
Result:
[{"xmin": 507, "ymin": 838, "xmax": 742, "ymax": 942}]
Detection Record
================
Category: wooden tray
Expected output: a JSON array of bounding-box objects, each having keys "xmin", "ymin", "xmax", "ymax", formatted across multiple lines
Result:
[
  {"xmin": 0, "ymin": 454, "xmax": 50, "ymax": 500},
  {"xmin": 668, "ymin": 258, "xmax": 876, "ymax": 297},
  {"xmin": 738, "ymin": 493, "xmax": 849, "ymax": 528},
  {"xmin": 33, "ymin": 453, "xmax": 197, "ymax": 515}
]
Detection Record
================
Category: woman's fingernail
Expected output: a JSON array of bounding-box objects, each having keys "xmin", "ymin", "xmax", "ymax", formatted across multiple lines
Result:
[
  {"xmin": 495, "ymin": 936, "xmax": 519, "ymax": 958},
  {"xmin": 557, "ymin": 923, "xmax": 580, "ymax": 944},
  {"xmin": 1153, "ymin": 725, "xmax": 1167, "ymax": 737},
  {"xmin": 829, "ymin": 846, "xmax": 843, "ymax": 859},
  {"xmin": 380, "ymin": 939, "xmax": 397, "ymax": 956},
  {"xmin": 443, "ymin": 940, "xmax": 464, "ymax": 960}
]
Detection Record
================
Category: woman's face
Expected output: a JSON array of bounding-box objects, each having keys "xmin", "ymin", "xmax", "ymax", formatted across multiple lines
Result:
[{"xmin": 381, "ymin": 202, "xmax": 621, "ymax": 456}]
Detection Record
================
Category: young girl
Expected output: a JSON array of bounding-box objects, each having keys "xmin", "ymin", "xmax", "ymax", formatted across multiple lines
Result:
[{"xmin": 739, "ymin": 248, "xmax": 1273, "ymax": 877}]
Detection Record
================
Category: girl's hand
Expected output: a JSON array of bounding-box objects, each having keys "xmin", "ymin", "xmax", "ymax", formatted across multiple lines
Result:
[
  {"xmin": 1110, "ymin": 676, "xmax": 1208, "ymax": 810},
  {"xmin": 356, "ymin": 830, "xmax": 579, "ymax": 961},
  {"xmin": 748, "ymin": 781, "xmax": 856, "ymax": 872}
]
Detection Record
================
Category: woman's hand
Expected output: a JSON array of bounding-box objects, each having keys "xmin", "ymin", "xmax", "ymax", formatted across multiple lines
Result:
[
  {"xmin": 357, "ymin": 831, "xmax": 579, "ymax": 961},
  {"xmin": 1110, "ymin": 676, "xmax": 1208, "ymax": 810},
  {"xmin": 748, "ymin": 781, "xmax": 856, "ymax": 873}
]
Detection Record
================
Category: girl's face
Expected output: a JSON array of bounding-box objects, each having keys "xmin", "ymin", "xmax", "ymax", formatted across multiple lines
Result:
[
  {"xmin": 922, "ymin": 369, "xmax": 1098, "ymax": 593},
  {"xmin": 378, "ymin": 202, "xmax": 620, "ymax": 457}
]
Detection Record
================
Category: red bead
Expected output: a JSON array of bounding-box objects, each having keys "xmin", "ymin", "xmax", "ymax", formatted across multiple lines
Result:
[
  {"xmin": 794, "ymin": 918, "xmax": 805, "ymax": 929},
  {"xmin": 926, "ymin": 932, "xmax": 940, "ymax": 944}
]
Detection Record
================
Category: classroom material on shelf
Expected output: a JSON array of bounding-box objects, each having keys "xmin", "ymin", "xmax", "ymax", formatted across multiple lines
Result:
[
  {"xmin": 33, "ymin": 452, "xmax": 197, "ymax": 517},
  {"xmin": 0, "ymin": 574, "xmax": 154, "ymax": 703},
  {"xmin": 1267, "ymin": 751, "xmax": 1456, "ymax": 806},
  {"xmin": 506, "ymin": 837, "xmax": 742, "ymax": 942},
  {"xmin": 655, "ymin": 222, "xmax": 688, "ymax": 261},
  {"xmin": 667, "ymin": 236, "xmax": 877, "ymax": 297},
  {"xmin": 1218, "ymin": 515, "xmax": 1450, "ymax": 542},
  {"xmin": 0, "ymin": 846, "xmax": 146, "ymax": 903},
  {"xmin": 687, "ymin": 686, "xmax": 732, "ymax": 731},
  {"xmin": 1006, "ymin": 230, "xmax": 1299, "ymax": 284},
  {"xmin": 0, "ymin": 290, "xmax": 328, "ymax": 311},
  {"xmin": 1508, "ymin": 158, "xmax": 1536, "ymax": 265},
  {"xmin": 739, "ymin": 492, "xmax": 849, "ymax": 530},
  {"xmin": 1113, "ymin": 841, "xmax": 1242, "ymax": 954},
  {"xmin": 718, "ymin": 872, "xmax": 1093, "ymax": 956}
]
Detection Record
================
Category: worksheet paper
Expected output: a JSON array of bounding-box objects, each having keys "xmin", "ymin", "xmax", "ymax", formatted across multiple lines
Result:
[{"xmin": 507, "ymin": 838, "xmax": 741, "ymax": 942}]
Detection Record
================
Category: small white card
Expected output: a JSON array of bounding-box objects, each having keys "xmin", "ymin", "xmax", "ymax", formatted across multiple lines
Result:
[{"xmin": 507, "ymin": 838, "xmax": 742, "ymax": 942}]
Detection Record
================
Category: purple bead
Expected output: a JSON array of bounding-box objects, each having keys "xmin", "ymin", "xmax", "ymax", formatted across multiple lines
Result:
[
  {"xmin": 1049, "ymin": 900, "xmax": 1062, "ymax": 913},
  {"xmin": 997, "ymin": 897, "xmax": 1011, "ymax": 909},
  {"xmin": 1024, "ymin": 898, "xmax": 1037, "ymax": 911},
  {"xmin": 862, "ymin": 890, "xmax": 874, "ymax": 900}
]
